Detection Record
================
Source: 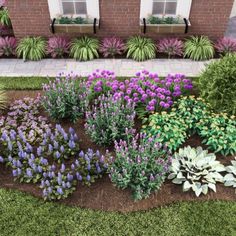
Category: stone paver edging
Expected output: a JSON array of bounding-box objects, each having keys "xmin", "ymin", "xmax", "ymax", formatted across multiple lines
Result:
[{"xmin": 0, "ymin": 59, "xmax": 215, "ymax": 77}]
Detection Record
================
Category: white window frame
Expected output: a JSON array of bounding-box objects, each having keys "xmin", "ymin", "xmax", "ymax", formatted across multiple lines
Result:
[
  {"xmin": 60, "ymin": 0, "xmax": 87, "ymax": 17},
  {"xmin": 140, "ymin": 0, "xmax": 192, "ymax": 20},
  {"xmin": 47, "ymin": 0, "xmax": 100, "ymax": 19},
  {"xmin": 152, "ymin": 0, "xmax": 178, "ymax": 17}
]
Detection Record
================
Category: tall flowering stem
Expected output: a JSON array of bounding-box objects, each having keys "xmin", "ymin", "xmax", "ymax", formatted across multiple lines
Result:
[{"xmin": 109, "ymin": 132, "xmax": 172, "ymax": 201}]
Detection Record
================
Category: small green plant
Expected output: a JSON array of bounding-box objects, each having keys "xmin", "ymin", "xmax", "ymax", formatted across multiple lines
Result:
[
  {"xmin": 142, "ymin": 111, "xmax": 189, "ymax": 152},
  {"xmin": 56, "ymin": 16, "xmax": 92, "ymax": 24},
  {"xmin": 0, "ymin": 8, "xmax": 11, "ymax": 26},
  {"xmin": 16, "ymin": 37, "xmax": 46, "ymax": 61},
  {"xmin": 126, "ymin": 36, "xmax": 156, "ymax": 61},
  {"xmin": 224, "ymin": 157, "xmax": 236, "ymax": 193},
  {"xmin": 147, "ymin": 16, "xmax": 183, "ymax": 24},
  {"xmin": 198, "ymin": 54, "xmax": 236, "ymax": 115},
  {"xmin": 168, "ymin": 146, "xmax": 225, "ymax": 197},
  {"xmin": 184, "ymin": 36, "xmax": 214, "ymax": 61},
  {"xmin": 70, "ymin": 36, "xmax": 99, "ymax": 61},
  {"xmin": 109, "ymin": 132, "xmax": 172, "ymax": 200},
  {"xmin": 196, "ymin": 113, "xmax": 236, "ymax": 156}
]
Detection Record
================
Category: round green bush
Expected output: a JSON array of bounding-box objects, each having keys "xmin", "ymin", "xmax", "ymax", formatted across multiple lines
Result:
[{"xmin": 198, "ymin": 54, "xmax": 236, "ymax": 115}]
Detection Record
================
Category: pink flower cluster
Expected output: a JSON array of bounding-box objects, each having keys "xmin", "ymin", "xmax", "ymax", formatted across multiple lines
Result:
[{"xmin": 87, "ymin": 70, "xmax": 193, "ymax": 112}]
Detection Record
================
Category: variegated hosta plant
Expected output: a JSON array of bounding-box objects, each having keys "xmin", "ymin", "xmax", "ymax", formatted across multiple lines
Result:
[
  {"xmin": 224, "ymin": 157, "xmax": 236, "ymax": 193},
  {"xmin": 168, "ymin": 146, "xmax": 225, "ymax": 197},
  {"xmin": 0, "ymin": 85, "xmax": 6, "ymax": 111}
]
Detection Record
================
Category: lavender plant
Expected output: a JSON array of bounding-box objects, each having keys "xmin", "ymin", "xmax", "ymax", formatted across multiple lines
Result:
[
  {"xmin": 85, "ymin": 93, "xmax": 136, "ymax": 146},
  {"xmin": 42, "ymin": 74, "xmax": 88, "ymax": 122},
  {"xmin": 109, "ymin": 132, "xmax": 172, "ymax": 200}
]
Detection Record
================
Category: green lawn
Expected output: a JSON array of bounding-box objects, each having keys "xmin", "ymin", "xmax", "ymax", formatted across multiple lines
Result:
[{"xmin": 0, "ymin": 188, "xmax": 235, "ymax": 236}]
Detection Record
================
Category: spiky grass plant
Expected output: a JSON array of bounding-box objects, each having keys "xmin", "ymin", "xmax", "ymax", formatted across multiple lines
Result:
[
  {"xmin": 0, "ymin": 84, "xmax": 6, "ymax": 111},
  {"xmin": 16, "ymin": 37, "xmax": 46, "ymax": 61},
  {"xmin": 70, "ymin": 36, "xmax": 99, "ymax": 61},
  {"xmin": 184, "ymin": 36, "xmax": 214, "ymax": 61},
  {"xmin": 0, "ymin": 7, "xmax": 11, "ymax": 26},
  {"xmin": 126, "ymin": 36, "xmax": 156, "ymax": 61}
]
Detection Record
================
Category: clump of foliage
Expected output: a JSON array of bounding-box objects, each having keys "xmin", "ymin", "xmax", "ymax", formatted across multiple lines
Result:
[
  {"xmin": 224, "ymin": 157, "xmax": 236, "ymax": 193},
  {"xmin": 142, "ymin": 111, "xmax": 189, "ymax": 152},
  {"xmin": 214, "ymin": 37, "xmax": 236, "ymax": 55},
  {"xmin": 184, "ymin": 36, "xmax": 214, "ymax": 61},
  {"xmin": 16, "ymin": 37, "xmax": 46, "ymax": 61},
  {"xmin": 42, "ymin": 74, "xmax": 88, "ymax": 123},
  {"xmin": 85, "ymin": 93, "xmax": 136, "ymax": 146},
  {"xmin": 47, "ymin": 37, "xmax": 70, "ymax": 58},
  {"xmin": 56, "ymin": 16, "xmax": 92, "ymax": 24},
  {"xmin": 198, "ymin": 54, "xmax": 236, "ymax": 115},
  {"xmin": 196, "ymin": 113, "xmax": 236, "ymax": 156},
  {"xmin": 157, "ymin": 38, "xmax": 183, "ymax": 58},
  {"xmin": 70, "ymin": 36, "xmax": 99, "ymax": 61},
  {"xmin": 0, "ymin": 36, "xmax": 16, "ymax": 56},
  {"xmin": 168, "ymin": 146, "xmax": 225, "ymax": 197},
  {"xmin": 147, "ymin": 16, "xmax": 184, "ymax": 24},
  {"xmin": 109, "ymin": 132, "xmax": 172, "ymax": 200},
  {"xmin": 99, "ymin": 37, "xmax": 125, "ymax": 58},
  {"xmin": 126, "ymin": 36, "xmax": 156, "ymax": 61},
  {"xmin": 0, "ymin": 7, "xmax": 11, "ymax": 26}
]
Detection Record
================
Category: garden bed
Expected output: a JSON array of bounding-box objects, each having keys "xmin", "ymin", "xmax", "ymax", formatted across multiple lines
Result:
[{"xmin": 0, "ymin": 90, "xmax": 235, "ymax": 213}]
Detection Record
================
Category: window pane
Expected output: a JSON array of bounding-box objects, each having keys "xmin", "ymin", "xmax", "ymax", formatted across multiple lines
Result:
[
  {"xmin": 153, "ymin": 2, "xmax": 165, "ymax": 15},
  {"xmin": 165, "ymin": 2, "xmax": 177, "ymax": 14},
  {"xmin": 75, "ymin": 2, "xmax": 87, "ymax": 14},
  {"xmin": 62, "ymin": 2, "xmax": 75, "ymax": 14}
]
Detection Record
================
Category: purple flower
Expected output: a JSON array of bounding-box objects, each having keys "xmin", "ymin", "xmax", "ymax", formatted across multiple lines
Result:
[{"xmin": 57, "ymin": 187, "xmax": 63, "ymax": 195}]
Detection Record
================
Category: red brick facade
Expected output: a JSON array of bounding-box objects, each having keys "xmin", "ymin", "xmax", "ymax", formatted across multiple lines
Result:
[{"xmin": 6, "ymin": 0, "xmax": 234, "ymax": 39}]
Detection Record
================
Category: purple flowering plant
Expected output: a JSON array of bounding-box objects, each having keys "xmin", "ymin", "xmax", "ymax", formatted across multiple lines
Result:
[
  {"xmin": 0, "ymin": 36, "xmax": 17, "ymax": 57},
  {"xmin": 85, "ymin": 70, "xmax": 193, "ymax": 117},
  {"xmin": 40, "ymin": 149, "xmax": 108, "ymax": 200},
  {"xmin": 42, "ymin": 73, "xmax": 88, "ymax": 123},
  {"xmin": 109, "ymin": 131, "xmax": 172, "ymax": 200},
  {"xmin": 47, "ymin": 36, "xmax": 70, "ymax": 58},
  {"xmin": 85, "ymin": 93, "xmax": 136, "ymax": 146},
  {"xmin": 214, "ymin": 37, "xmax": 236, "ymax": 55}
]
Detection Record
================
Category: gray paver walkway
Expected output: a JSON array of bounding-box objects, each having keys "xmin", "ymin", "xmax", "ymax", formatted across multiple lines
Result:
[{"xmin": 0, "ymin": 59, "xmax": 214, "ymax": 77}]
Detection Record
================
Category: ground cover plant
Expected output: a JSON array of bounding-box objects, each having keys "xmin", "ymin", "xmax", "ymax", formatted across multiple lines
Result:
[
  {"xmin": 109, "ymin": 132, "xmax": 172, "ymax": 200},
  {"xmin": 168, "ymin": 146, "xmax": 225, "ymax": 197},
  {"xmin": 198, "ymin": 53, "xmax": 236, "ymax": 115}
]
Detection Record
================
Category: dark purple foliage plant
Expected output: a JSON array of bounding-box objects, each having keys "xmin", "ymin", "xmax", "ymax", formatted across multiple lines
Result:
[
  {"xmin": 158, "ymin": 38, "xmax": 183, "ymax": 58},
  {"xmin": 214, "ymin": 37, "xmax": 236, "ymax": 55},
  {"xmin": 47, "ymin": 36, "xmax": 70, "ymax": 58},
  {"xmin": 0, "ymin": 36, "xmax": 17, "ymax": 56},
  {"xmin": 100, "ymin": 37, "xmax": 125, "ymax": 58}
]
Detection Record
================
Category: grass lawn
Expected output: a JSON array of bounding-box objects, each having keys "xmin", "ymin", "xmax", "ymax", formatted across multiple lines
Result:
[{"xmin": 0, "ymin": 188, "xmax": 236, "ymax": 236}]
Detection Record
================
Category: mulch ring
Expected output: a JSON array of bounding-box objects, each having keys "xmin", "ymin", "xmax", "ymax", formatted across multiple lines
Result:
[{"xmin": 0, "ymin": 90, "xmax": 235, "ymax": 213}]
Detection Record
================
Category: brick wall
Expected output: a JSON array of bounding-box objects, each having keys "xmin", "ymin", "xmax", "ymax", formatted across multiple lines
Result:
[{"xmin": 6, "ymin": 0, "xmax": 234, "ymax": 40}]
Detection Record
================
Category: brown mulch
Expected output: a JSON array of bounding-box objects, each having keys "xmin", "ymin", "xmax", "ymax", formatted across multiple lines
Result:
[{"xmin": 0, "ymin": 90, "xmax": 235, "ymax": 213}]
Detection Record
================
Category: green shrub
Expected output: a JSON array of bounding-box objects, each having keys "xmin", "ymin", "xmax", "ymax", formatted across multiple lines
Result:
[
  {"xmin": 196, "ymin": 113, "xmax": 236, "ymax": 156},
  {"xmin": 184, "ymin": 36, "xmax": 214, "ymax": 61},
  {"xmin": 126, "ymin": 36, "xmax": 156, "ymax": 61},
  {"xmin": 16, "ymin": 37, "xmax": 46, "ymax": 61},
  {"xmin": 0, "ymin": 85, "xmax": 6, "ymax": 111},
  {"xmin": 109, "ymin": 133, "xmax": 172, "ymax": 200},
  {"xmin": 0, "ymin": 8, "xmax": 11, "ymax": 26},
  {"xmin": 142, "ymin": 111, "xmax": 189, "ymax": 152},
  {"xmin": 70, "ymin": 36, "xmax": 99, "ymax": 61},
  {"xmin": 42, "ymin": 75, "xmax": 88, "ymax": 122},
  {"xmin": 168, "ymin": 146, "xmax": 225, "ymax": 197},
  {"xmin": 198, "ymin": 54, "xmax": 236, "ymax": 115}
]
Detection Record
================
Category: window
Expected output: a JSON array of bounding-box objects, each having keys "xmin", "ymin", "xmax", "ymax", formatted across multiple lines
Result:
[
  {"xmin": 61, "ymin": 0, "xmax": 87, "ymax": 15},
  {"xmin": 152, "ymin": 0, "xmax": 177, "ymax": 15}
]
